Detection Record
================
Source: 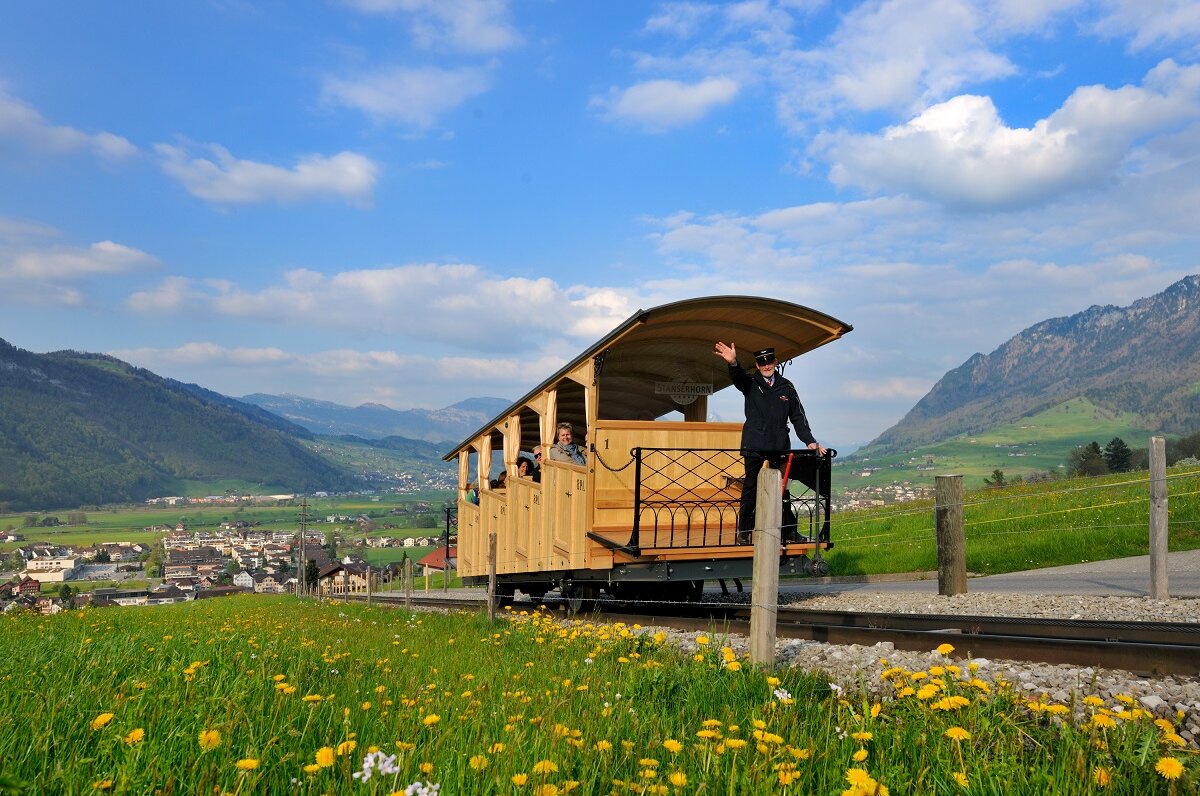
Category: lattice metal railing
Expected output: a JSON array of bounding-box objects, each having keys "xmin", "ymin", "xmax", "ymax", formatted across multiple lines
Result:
[{"xmin": 629, "ymin": 447, "xmax": 833, "ymax": 551}]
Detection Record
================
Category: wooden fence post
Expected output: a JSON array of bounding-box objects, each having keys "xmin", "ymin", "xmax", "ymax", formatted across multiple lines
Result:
[
  {"xmin": 1149, "ymin": 436, "xmax": 1169, "ymax": 599},
  {"xmin": 404, "ymin": 559, "xmax": 412, "ymax": 608},
  {"xmin": 366, "ymin": 566, "xmax": 372, "ymax": 607},
  {"xmin": 935, "ymin": 475, "xmax": 967, "ymax": 596},
  {"xmin": 487, "ymin": 533, "xmax": 497, "ymax": 622},
  {"xmin": 750, "ymin": 467, "xmax": 781, "ymax": 666}
]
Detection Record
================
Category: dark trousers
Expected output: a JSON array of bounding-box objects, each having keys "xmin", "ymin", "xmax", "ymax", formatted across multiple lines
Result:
[{"xmin": 739, "ymin": 451, "xmax": 786, "ymax": 533}]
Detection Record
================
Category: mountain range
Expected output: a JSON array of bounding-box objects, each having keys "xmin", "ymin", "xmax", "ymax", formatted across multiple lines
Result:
[
  {"xmin": 239, "ymin": 393, "xmax": 509, "ymax": 443},
  {"xmin": 864, "ymin": 274, "xmax": 1200, "ymax": 455}
]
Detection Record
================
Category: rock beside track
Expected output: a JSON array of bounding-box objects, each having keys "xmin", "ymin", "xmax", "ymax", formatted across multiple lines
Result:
[{"xmin": 680, "ymin": 589, "xmax": 1200, "ymax": 747}]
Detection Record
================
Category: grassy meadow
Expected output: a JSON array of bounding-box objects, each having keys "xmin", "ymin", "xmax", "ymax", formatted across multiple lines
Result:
[
  {"xmin": 838, "ymin": 398, "xmax": 1155, "ymax": 491},
  {"xmin": 823, "ymin": 465, "xmax": 1200, "ymax": 577},
  {"xmin": 0, "ymin": 596, "xmax": 1194, "ymax": 794}
]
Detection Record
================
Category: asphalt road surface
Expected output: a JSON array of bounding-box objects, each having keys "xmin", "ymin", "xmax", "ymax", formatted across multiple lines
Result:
[{"xmin": 785, "ymin": 549, "xmax": 1200, "ymax": 598}]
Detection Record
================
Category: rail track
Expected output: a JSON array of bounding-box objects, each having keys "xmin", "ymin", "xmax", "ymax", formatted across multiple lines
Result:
[{"xmin": 344, "ymin": 591, "xmax": 1200, "ymax": 677}]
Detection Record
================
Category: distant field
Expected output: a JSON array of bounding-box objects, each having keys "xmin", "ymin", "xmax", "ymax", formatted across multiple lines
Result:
[
  {"xmin": 0, "ymin": 492, "xmax": 454, "ymax": 552},
  {"xmin": 837, "ymin": 397, "xmax": 1155, "ymax": 492}
]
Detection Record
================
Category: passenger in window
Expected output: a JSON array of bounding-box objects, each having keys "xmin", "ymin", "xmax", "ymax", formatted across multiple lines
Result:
[
  {"xmin": 466, "ymin": 481, "xmax": 480, "ymax": 505},
  {"xmin": 548, "ymin": 422, "xmax": 586, "ymax": 465},
  {"xmin": 516, "ymin": 458, "xmax": 532, "ymax": 479},
  {"xmin": 530, "ymin": 446, "xmax": 543, "ymax": 482},
  {"xmin": 491, "ymin": 471, "xmax": 508, "ymax": 490}
]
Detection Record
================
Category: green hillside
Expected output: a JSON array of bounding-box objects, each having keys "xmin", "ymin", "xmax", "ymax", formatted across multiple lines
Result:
[
  {"xmin": 836, "ymin": 397, "xmax": 1155, "ymax": 491},
  {"xmin": 0, "ymin": 340, "xmax": 360, "ymax": 511}
]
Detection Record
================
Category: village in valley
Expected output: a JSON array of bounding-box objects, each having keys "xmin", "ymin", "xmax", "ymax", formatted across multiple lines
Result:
[{"xmin": 0, "ymin": 494, "xmax": 457, "ymax": 615}]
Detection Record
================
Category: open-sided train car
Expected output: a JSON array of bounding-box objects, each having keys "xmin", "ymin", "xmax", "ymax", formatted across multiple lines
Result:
[{"xmin": 443, "ymin": 296, "xmax": 853, "ymax": 607}]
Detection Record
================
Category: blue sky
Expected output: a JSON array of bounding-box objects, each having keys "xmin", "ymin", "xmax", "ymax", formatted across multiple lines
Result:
[{"xmin": 2, "ymin": 1, "xmax": 1199, "ymax": 450}]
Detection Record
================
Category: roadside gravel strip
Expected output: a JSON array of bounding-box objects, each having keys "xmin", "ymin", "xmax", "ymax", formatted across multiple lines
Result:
[{"xmin": 680, "ymin": 590, "xmax": 1200, "ymax": 747}]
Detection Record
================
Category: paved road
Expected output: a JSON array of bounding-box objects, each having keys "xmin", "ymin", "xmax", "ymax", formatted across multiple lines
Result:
[{"xmin": 784, "ymin": 549, "xmax": 1200, "ymax": 598}]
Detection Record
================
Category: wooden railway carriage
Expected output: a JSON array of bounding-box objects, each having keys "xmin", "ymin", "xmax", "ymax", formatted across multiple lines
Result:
[{"xmin": 444, "ymin": 296, "xmax": 853, "ymax": 606}]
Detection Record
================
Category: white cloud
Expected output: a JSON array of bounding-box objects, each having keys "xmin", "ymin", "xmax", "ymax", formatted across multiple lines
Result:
[
  {"xmin": 0, "ymin": 238, "xmax": 157, "ymax": 307},
  {"xmin": 125, "ymin": 264, "xmax": 639, "ymax": 352},
  {"xmin": 0, "ymin": 84, "xmax": 136, "ymax": 159},
  {"xmin": 156, "ymin": 143, "xmax": 378, "ymax": 205},
  {"xmin": 322, "ymin": 66, "xmax": 492, "ymax": 129},
  {"xmin": 843, "ymin": 377, "xmax": 932, "ymax": 401},
  {"xmin": 341, "ymin": 0, "xmax": 522, "ymax": 53},
  {"xmin": 1093, "ymin": 0, "xmax": 1200, "ymax": 52},
  {"xmin": 815, "ymin": 60, "xmax": 1200, "ymax": 209},
  {"xmin": 1, "ymin": 240, "xmax": 157, "ymax": 281},
  {"xmin": 592, "ymin": 76, "xmax": 740, "ymax": 131}
]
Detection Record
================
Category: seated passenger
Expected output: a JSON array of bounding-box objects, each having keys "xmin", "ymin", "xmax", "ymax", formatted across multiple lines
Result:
[
  {"xmin": 491, "ymin": 471, "xmax": 508, "ymax": 490},
  {"xmin": 530, "ymin": 447, "xmax": 543, "ymax": 482},
  {"xmin": 515, "ymin": 458, "xmax": 532, "ymax": 479},
  {"xmin": 466, "ymin": 481, "xmax": 479, "ymax": 505},
  {"xmin": 548, "ymin": 422, "xmax": 586, "ymax": 465}
]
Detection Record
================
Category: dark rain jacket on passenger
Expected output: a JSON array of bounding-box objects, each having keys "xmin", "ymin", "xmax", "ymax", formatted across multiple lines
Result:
[{"xmin": 727, "ymin": 361, "xmax": 816, "ymax": 452}]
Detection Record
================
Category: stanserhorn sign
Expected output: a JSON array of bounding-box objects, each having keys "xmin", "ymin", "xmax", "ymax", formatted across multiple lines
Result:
[{"xmin": 654, "ymin": 381, "xmax": 713, "ymax": 406}]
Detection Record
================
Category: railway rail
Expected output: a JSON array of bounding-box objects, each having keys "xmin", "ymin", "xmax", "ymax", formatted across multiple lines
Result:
[{"xmin": 340, "ymin": 591, "xmax": 1200, "ymax": 677}]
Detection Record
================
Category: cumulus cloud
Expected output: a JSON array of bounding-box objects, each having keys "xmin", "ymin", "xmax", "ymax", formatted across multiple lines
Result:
[
  {"xmin": 592, "ymin": 76, "xmax": 740, "ymax": 131},
  {"xmin": 322, "ymin": 66, "xmax": 492, "ymax": 129},
  {"xmin": 0, "ymin": 84, "xmax": 136, "ymax": 160},
  {"xmin": 340, "ymin": 0, "xmax": 522, "ymax": 53},
  {"xmin": 0, "ymin": 238, "xmax": 157, "ymax": 307},
  {"xmin": 815, "ymin": 60, "xmax": 1200, "ymax": 209},
  {"xmin": 1, "ymin": 240, "xmax": 157, "ymax": 281},
  {"xmin": 156, "ymin": 143, "xmax": 378, "ymax": 205},
  {"xmin": 125, "ymin": 264, "xmax": 639, "ymax": 352},
  {"xmin": 1092, "ymin": 0, "xmax": 1200, "ymax": 52}
]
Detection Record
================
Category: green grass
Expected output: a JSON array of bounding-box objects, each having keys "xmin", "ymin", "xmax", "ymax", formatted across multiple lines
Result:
[
  {"xmin": 841, "ymin": 397, "xmax": 1155, "ymax": 491},
  {"xmin": 825, "ymin": 465, "xmax": 1200, "ymax": 577},
  {"xmin": 0, "ymin": 596, "xmax": 1193, "ymax": 793}
]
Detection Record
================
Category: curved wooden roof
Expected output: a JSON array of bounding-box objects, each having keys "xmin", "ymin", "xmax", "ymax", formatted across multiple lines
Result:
[{"xmin": 445, "ymin": 295, "xmax": 852, "ymax": 459}]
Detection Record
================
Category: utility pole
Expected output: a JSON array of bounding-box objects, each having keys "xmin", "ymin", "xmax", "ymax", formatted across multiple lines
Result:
[{"xmin": 297, "ymin": 497, "xmax": 310, "ymax": 598}]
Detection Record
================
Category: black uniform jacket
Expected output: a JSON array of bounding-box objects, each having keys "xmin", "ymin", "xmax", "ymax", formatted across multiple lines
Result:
[{"xmin": 728, "ymin": 361, "xmax": 816, "ymax": 452}]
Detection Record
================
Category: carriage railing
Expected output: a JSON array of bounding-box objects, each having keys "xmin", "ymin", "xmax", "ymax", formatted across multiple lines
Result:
[{"xmin": 629, "ymin": 447, "xmax": 833, "ymax": 551}]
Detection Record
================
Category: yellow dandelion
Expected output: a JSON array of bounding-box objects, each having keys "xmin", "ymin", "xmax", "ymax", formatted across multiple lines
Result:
[
  {"xmin": 778, "ymin": 769, "xmax": 799, "ymax": 785},
  {"xmin": 669, "ymin": 771, "xmax": 687, "ymax": 787},
  {"xmin": 422, "ymin": 713, "xmax": 441, "ymax": 726},
  {"xmin": 595, "ymin": 740, "xmax": 612, "ymax": 752},
  {"xmin": 846, "ymin": 768, "xmax": 871, "ymax": 785},
  {"xmin": 534, "ymin": 786, "xmax": 559, "ymax": 796},
  {"xmin": 420, "ymin": 762, "xmax": 434, "ymax": 775},
  {"xmin": 1092, "ymin": 715, "xmax": 1117, "ymax": 729},
  {"xmin": 945, "ymin": 727, "xmax": 972, "ymax": 742},
  {"xmin": 314, "ymin": 746, "xmax": 335, "ymax": 768},
  {"xmin": 490, "ymin": 742, "xmax": 507, "ymax": 753},
  {"xmin": 302, "ymin": 764, "xmax": 320, "ymax": 775},
  {"xmin": 90, "ymin": 713, "xmax": 115, "ymax": 731},
  {"xmin": 235, "ymin": 759, "xmax": 259, "ymax": 771},
  {"xmin": 469, "ymin": 754, "xmax": 490, "ymax": 771},
  {"xmin": 198, "ymin": 729, "xmax": 221, "ymax": 752},
  {"xmin": 663, "ymin": 739, "xmax": 683, "ymax": 753},
  {"xmin": 936, "ymin": 643, "xmax": 955, "ymax": 655},
  {"xmin": 93, "ymin": 780, "xmax": 114, "ymax": 791},
  {"xmin": 696, "ymin": 635, "xmax": 709, "ymax": 645},
  {"xmin": 337, "ymin": 739, "xmax": 357, "ymax": 756},
  {"xmin": 852, "ymin": 731, "xmax": 873, "ymax": 742},
  {"xmin": 726, "ymin": 739, "xmax": 747, "ymax": 750},
  {"xmin": 953, "ymin": 771, "xmax": 969, "ymax": 788},
  {"xmin": 852, "ymin": 749, "xmax": 868, "ymax": 762},
  {"xmin": 726, "ymin": 661, "xmax": 742, "ymax": 672},
  {"xmin": 1083, "ymin": 696, "xmax": 1105, "ymax": 708},
  {"xmin": 361, "ymin": 701, "xmax": 372, "ymax": 711},
  {"xmin": 512, "ymin": 773, "xmax": 529, "ymax": 786},
  {"xmin": 532, "ymin": 759, "xmax": 559, "ymax": 775},
  {"xmin": 123, "ymin": 728, "xmax": 145, "ymax": 745},
  {"xmin": 1093, "ymin": 766, "xmax": 1111, "ymax": 788},
  {"xmin": 1154, "ymin": 757, "xmax": 1183, "ymax": 780}
]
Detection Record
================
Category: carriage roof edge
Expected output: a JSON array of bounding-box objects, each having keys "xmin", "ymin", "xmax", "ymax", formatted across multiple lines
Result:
[{"xmin": 441, "ymin": 295, "xmax": 853, "ymax": 461}]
